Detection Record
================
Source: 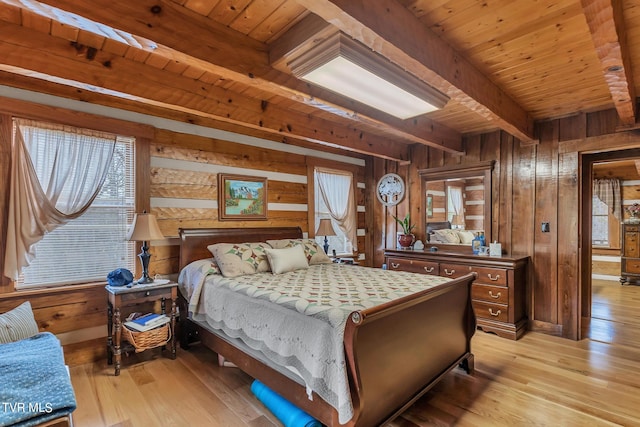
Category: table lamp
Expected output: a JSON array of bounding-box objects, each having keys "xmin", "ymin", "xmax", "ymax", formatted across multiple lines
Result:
[
  {"xmin": 126, "ymin": 212, "xmax": 164, "ymax": 284},
  {"xmin": 316, "ymin": 218, "xmax": 336, "ymax": 254}
]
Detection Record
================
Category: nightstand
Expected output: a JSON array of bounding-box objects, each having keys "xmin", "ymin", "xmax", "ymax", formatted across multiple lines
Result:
[{"xmin": 106, "ymin": 281, "xmax": 178, "ymax": 376}]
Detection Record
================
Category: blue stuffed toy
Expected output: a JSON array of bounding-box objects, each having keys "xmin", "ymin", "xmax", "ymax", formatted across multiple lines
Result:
[{"xmin": 107, "ymin": 268, "xmax": 134, "ymax": 287}]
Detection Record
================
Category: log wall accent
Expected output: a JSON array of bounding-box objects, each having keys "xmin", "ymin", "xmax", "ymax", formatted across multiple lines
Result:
[
  {"xmin": 0, "ymin": 98, "xmax": 368, "ymax": 362},
  {"xmin": 148, "ymin": 128, "xmax": 368, "ymax": 276}
]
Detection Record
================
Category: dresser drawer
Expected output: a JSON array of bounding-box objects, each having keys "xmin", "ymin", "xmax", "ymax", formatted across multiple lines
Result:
[
  {"xmin": 622, "ymin": 258, "xmax": 640, "ymax": 274},
  {"xmin": 473, "ymin": 301, "xmax": 509, "ymax": 322},
  {"xmin": 473, "ymin": 267, "xmax": 508, "ymax": 285},
  {"xmin": 439, "ymin": 263, "xmax": 472, "ymax": 278},
  {"xmin": 387, "ymin": 257, "xmax": 439, "ymax": 275},
  {"xmin": 472, "ymin": 283, "xmax": 509, "ymax": 304},
  {"xmin": 120, "ymin": 287, "xmax": 172, "ymax": 303}
]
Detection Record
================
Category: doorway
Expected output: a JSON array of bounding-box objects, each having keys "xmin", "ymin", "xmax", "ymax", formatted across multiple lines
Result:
[{"xmin": 582, "ymin": 149, "xmax": 640, "ymax": 342}]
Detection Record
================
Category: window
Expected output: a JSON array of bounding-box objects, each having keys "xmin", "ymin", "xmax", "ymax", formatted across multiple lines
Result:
[
  {"xmin": 313, "ymin": 167, "xmax": 357, "ymax": 256},
  {"xmin": 592, "ymin": 195, "xmax": 610, "ymax": 247},
  {"xmin": 446, "ymin": 184, "xmax": 464, "ymax": 227},
  {"xmin": 16, "ymin": 123, "xmax": 136, "ymax": 288}
]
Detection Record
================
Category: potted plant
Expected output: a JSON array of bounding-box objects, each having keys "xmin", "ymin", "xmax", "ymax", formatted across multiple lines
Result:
[{"xmin": 393, "ymin": 213, "xmax": 416, "ymax": 248}]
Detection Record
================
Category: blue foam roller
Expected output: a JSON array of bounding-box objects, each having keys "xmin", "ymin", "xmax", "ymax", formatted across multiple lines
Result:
[{"xmin": 251, "ymin": 379, "xmax": 322, "ymax": 427}]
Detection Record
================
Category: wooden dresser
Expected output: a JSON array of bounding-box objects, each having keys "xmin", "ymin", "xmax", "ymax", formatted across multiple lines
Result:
[
  {"xmin": 621, "ymin": 223, "xmax": 640, "ymax": 285},
  {"xmin": 384, "ymin": 249, "xmax": 529, "ymax": 340}
]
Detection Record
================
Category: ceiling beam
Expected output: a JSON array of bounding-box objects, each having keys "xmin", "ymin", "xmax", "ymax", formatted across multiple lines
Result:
[
  {"xmin": 0, "ymin": 20, "xmax": 410, "ymax": 161},
  {"xmin": 295, "ymin": 0, "xmax": 537, "ymax": 143},
  {"xmin": 581, "ymin": 0, "xmax": 636, "ymax": 127},
  {"xmin": 26, "ymin": 0, "xmax": 463, "ymax": 153},
  {"xmin": 0, "ymin": 71, "xmax": 367, "ymax": 160}
]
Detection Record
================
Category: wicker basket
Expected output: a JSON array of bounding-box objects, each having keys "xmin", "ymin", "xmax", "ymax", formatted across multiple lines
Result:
[{"xmin": 122, "ymin": 322, "xmax": 171, "ymax": 353}]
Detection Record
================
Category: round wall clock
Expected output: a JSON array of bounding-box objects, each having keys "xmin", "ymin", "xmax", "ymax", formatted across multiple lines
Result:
[{"xmin": 376, "ymin": 173, "xmax": 405, "ymax": 206}]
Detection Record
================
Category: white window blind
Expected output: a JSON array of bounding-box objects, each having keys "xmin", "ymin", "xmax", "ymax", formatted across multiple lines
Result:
[
  {"xmin": 17, "ymin": 133, "xmax": 136, "ymax": 288},
  {"xmin": 592, "ymin": 195, "xmax": 609, "ymax": 246}
]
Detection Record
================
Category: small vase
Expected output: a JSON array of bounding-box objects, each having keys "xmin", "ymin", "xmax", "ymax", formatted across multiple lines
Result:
[{"xmin": 398, "ymin": 234, "xmax": 415, "ymax": 248}]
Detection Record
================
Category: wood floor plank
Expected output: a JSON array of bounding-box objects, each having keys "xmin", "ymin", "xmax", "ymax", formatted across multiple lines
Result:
[{"xmin": 68, "ymin": 279, "xmax": 640, "ymax": 426}]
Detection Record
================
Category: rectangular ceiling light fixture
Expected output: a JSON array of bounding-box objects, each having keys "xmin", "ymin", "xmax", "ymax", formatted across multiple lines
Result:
[{"xmin": 289, "ymin": 33, "xmax": 449, "ymax": 120}]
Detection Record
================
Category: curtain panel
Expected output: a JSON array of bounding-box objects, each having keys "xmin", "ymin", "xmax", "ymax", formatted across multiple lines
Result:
[
  {"xmin": 314, "ymin": 168, "xmax": 358, "ymax": 252},
  {"xmin": 593, "ymin": 178, "xmax": 621, "ymax": 221},
  {"xmin": 448, "ymin": 185, "xmax": 464, "ymax": 224},
  {"xmin": 4, "ymin": 119, "xmax": 116, "ymax": 281}
]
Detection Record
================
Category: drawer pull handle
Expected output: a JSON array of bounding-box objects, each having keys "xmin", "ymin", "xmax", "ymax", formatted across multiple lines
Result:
[
  {"xmin": 145, "ymin": 291, "xmax": 151, "ymax": 297},
  {"xmin": 487, "ymin": 273, "xmax": 500, "ymax": 281},
  {"xmin": 488, "ymin": 308, "xmax": 501, "ymax": 317},
  {"xmin": 391, "ymin": 263, "xmax": 400, "ymax": 269},
  {"xmin": 489, "ymin": 291, "xmax": 501, "ymax": 299},
  {"xmin": 424, "ymin": 266, "xmax": 434, "ymax": 273},
  {"xmin": 444, "ymin": 269, "xmax": 455, "ymax": 276}
]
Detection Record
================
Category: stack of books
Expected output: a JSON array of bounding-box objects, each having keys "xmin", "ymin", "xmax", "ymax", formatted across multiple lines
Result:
[{"xmin": 124, "ymin": 313, "xmax": 170, "ymax": 332}]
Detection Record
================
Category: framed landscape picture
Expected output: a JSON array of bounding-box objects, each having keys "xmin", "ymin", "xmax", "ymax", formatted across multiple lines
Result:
[{"xmin": 218, "ymin": 174, "xmax": 268, "ymax": 220}]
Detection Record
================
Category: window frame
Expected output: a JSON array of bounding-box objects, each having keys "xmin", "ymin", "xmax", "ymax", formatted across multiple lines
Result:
[
  {"xmin": 307, "ymin": 158, "xmax": 360, "ymax": 256},
  {"xmin": 15, "ymin": 128, "xmax": 137, "ymax": 289},
  {"xmin": 591, "ymin": 194, "xmax": 620, "ymax": 249},
  {"xmin": 0, "ymin": 106, "xmax": 152, "ymax": 293}
]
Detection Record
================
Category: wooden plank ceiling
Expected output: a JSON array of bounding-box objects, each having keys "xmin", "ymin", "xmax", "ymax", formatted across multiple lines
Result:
[{"xmin": 0, "ymin": 0, "xmax": 638, "ymax": 161}]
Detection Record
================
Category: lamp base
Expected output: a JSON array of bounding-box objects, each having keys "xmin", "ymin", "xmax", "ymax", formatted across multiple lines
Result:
[
  {"xmin": 136, "ymin": 274, "xmax": 154, "ymax": 285},
  {"xmin": 136, "ymin": 241, "xmax": 154, "ymax": 285},
  {"xmin": 323, "ymin": 236, "xmax": 329, "ymax": 254}
]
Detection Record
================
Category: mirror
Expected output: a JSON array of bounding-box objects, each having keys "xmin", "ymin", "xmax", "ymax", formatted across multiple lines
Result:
[{"xmin": 418, "ymin": 161, "xmax": 494, "ymax": 246}]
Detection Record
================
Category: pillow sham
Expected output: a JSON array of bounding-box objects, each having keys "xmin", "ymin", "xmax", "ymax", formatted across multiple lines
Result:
[
  {"xmin": 0, "ymin": 301, "xmax": 39, "ymax": 344},
  {"xmin": 208, "ymin": 242, "xmax": 272, "ymax": 278},
  {"xmin": 266, "ymin": 238, "xmax": 332, "ymax": 265},
  {"xmin": 265, "ymin": 245, "xmax": 309, "ymax": 274}
]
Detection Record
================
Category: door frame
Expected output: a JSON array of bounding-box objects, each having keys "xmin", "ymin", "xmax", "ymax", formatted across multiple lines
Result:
[{"xmin": 580, "ymin": 148, "xmax": 640, "ymax": 337}]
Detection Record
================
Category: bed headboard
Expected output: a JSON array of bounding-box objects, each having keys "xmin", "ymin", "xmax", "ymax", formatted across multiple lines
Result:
[
  {"xmin": 178, "ymin": 227, "xmax": 303, "ymax": 270},
  {"xmin": 426, "ymin": 221, "xmax": 451, "ymax": 233}
]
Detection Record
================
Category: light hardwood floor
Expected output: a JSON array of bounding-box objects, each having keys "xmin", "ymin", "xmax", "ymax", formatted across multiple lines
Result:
[{"xmin": 70, "ymin": 280, "xmax": 640, "ymax": 426}]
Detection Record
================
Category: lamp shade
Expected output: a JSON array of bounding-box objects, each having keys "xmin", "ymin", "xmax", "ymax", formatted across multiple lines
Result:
[
  {"xmin": 316, "ymin": 218, "xmax": 336, "ymax": 236},
  {"xmin": 126, "ymin": 213, "xmax": 164, "ymax": 241}
]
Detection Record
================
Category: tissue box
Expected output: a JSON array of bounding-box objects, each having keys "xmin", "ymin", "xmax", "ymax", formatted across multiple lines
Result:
[{"xmin": 489, "ymin": 242, "xmax": 502, "ymax": 257}]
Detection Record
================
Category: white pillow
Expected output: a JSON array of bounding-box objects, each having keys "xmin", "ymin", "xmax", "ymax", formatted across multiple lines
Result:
[
  {"xmin": 0, "ymin": 301, "xmax": 39, "ymax": 344},
  {"xmin": 266, "ymin": 238, "xmax": 332, "ymax": 265},
  {"xmin": 265, "ymin": 245, "xmax": 309, "ymax": 274},
  {"xmin": 457, "ymin": 230, "xmax": 475, "ymax": 245}
]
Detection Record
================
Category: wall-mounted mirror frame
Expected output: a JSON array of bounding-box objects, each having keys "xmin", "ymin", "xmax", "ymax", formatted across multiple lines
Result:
[{"xmin": 418, "ymin": 160, "xmax": 495, "ymax": 244}]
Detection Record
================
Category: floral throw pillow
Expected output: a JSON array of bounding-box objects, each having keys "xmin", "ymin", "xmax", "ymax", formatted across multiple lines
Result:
[
  {"xmin": 266, "ymin": 238, "xmax": 332, "ymax": 265},
  {"xmin": 208, "ymin": 242, "xmax": 272, "ymax": 278}
]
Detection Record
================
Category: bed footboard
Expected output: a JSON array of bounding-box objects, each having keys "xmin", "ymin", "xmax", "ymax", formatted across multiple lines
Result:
[{"xmin": 343, "ymin": 273, "xmax": 476, "ymax": 426}]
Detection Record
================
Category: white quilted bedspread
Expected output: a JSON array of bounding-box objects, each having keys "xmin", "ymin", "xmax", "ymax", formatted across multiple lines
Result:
[{"xmin": 182, "ymin": 263, "xmax": 451, "ymax": 423}]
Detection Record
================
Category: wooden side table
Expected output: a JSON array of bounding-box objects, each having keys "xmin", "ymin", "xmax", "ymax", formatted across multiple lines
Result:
[{"xmin": 106, "ymin": 281, "xmax": 178, "ymax": 376}]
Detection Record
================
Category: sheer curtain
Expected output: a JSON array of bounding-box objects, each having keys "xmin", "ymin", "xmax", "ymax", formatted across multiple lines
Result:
[
  {"xmin": 4, "ymin": 119, "xmax": 116, "ymax": 280},
  {"xmin": 448, "ymin": 185, "xmax": 464, "ymax": 223},
  {"xmin": 593, "ymin": 178, "xmax": 621, "ymax": 221},
  {"xmin": 314, "ymin": 168, "xmax": 358, "ymax": 252}
]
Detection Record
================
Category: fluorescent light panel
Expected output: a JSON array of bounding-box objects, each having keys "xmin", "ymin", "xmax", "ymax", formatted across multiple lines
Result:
[{"xmin": 289, "ymin": 34, "xmax": 448, "ymax": 120}]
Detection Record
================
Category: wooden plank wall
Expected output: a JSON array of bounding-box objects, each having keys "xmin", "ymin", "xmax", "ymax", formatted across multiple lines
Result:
[{"xmin": 376, "ymin": 108, "xmax": 640, "ymax": 339}]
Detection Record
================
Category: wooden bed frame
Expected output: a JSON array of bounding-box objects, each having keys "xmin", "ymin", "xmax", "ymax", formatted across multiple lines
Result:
[{"xmin": 178, "ymin": 227, "xmax": 476, "ymax": 427}]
